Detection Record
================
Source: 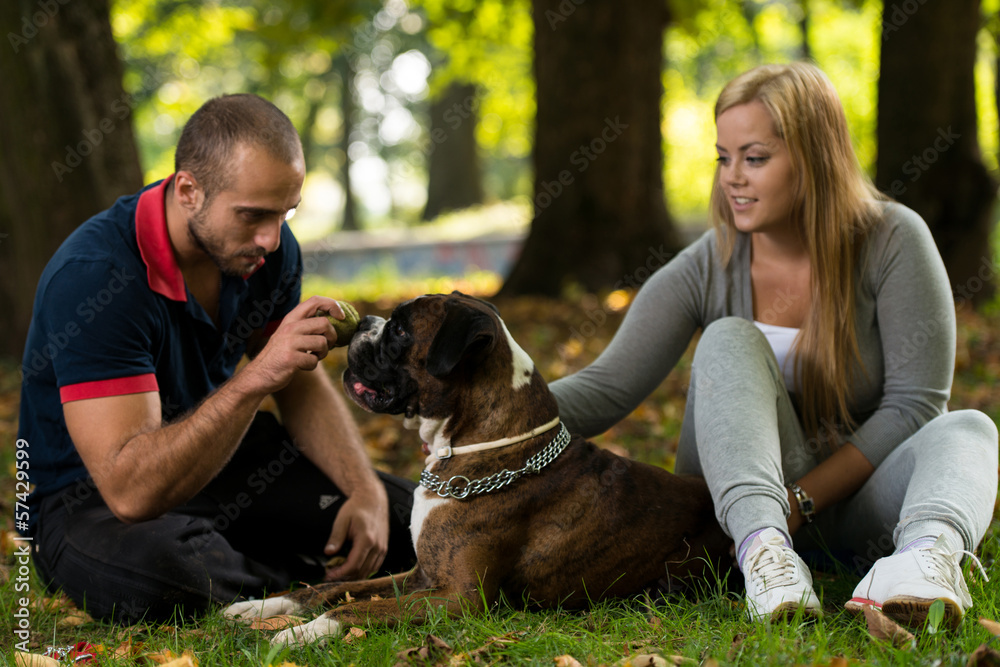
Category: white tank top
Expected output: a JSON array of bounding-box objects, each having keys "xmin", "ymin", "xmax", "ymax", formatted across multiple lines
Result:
[{"xmin": 754, "ymin": 321, "xmax": 800, "ymax": 392}]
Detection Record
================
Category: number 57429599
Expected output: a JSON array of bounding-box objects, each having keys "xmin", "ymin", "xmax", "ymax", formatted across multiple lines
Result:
[{"xmin": 15, "ymin": 438, "xmax": 30, "ymax": 521}]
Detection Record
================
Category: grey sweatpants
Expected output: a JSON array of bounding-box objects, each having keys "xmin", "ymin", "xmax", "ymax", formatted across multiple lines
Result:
[{"xmin": 675, "ymin": 317, "xmax": 998, "ymax": 570}]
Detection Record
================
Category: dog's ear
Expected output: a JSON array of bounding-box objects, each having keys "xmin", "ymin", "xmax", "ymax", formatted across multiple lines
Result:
[
  {"xmin": 449, "ymin": 290, "xmax": 500, "ymax": 315},
  {"xmin": 426, "ymin": 301, "xmax": 499, "ymax": 378}
]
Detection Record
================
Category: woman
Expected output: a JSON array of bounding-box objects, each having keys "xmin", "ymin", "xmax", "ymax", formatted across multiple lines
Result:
[{"xmin": 549, "ymin": 62, "xmax": 997, "ymax": 626}]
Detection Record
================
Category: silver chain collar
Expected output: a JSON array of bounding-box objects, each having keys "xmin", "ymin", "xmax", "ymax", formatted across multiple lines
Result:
[{"xmin": 419, "ymin": 423, "xmax": 572, "ymax": 500}]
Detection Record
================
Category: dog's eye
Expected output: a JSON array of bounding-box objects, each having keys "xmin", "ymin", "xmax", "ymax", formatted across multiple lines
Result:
[{"xmin": 393, "ymin": 322, "xmax": 407, "ymax": 338}]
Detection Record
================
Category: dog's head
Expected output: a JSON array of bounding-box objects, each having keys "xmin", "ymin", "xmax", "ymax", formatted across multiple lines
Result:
[{"xmin": 342, "ymin": 292, "xmax": 541, "ymax": 431}]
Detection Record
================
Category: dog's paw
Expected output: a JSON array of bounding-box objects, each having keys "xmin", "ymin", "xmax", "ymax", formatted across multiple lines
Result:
[
  {"xmin": 271, "ymin": 614, "xmax": 342, "ymax": 646},
  {"xmin": 224, "ymin": 596, "xmax": 302, "ymax": 622}
]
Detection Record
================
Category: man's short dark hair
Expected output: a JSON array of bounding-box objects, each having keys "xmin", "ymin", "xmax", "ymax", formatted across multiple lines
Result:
[{"xmin": 174, "ymin": 94, "xmax": 303, "ymax": 199}]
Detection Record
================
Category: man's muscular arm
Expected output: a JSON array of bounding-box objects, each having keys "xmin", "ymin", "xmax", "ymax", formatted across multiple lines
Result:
[{"xmin": 63, "ymin": 296, "xmax": 341, "ymax": 523}]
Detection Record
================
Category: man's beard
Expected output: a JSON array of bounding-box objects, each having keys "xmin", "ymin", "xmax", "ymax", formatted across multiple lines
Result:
[{"xmin": 188, "ymin": 206, "xmax": 265, "ymax": 277}]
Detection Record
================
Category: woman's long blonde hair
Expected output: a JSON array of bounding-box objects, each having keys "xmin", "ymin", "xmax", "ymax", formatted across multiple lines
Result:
[{"xmin": 710, "ymin": 62, "xmax": 885, "ymax": 438}]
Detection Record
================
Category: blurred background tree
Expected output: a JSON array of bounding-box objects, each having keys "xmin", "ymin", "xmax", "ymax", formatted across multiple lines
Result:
[
  {"xmin": 0, "ymin": 0, "xmax": 143, "ymax": 360},
  {"xmin": 876, "ymin": 0, "xmax": 998, "ymax": 305},
  {"xmin": 500, "ymin": 0, "xmax": 680, "ymax": 297},
  {"xmin": 1, "ymin": 0, "xmax": 998, "ymax": 357}
]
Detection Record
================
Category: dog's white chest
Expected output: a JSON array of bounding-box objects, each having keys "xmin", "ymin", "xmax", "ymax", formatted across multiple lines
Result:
[{"xmin": 410, "ymin": 488, "xmax": 450, "ymax": 548}]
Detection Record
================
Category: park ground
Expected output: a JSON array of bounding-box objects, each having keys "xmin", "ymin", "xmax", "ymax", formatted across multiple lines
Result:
[{"xmin": 1, "ymin": 279, "xmax": 999, "ymax": 665}]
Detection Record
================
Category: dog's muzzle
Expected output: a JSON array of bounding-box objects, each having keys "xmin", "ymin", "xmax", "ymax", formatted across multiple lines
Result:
[{"xmin": 343, "ymin": 315, "xmax": 418, "ymax": 416}]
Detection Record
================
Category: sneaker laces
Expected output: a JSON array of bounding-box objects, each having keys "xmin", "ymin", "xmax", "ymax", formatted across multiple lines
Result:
[
  {"xmin": 919, "ymin": 536, "xmax": 989, "ymax": 605},
  {"xmin": 746, "ymin": 536, "xmax": 798, "ymax": 591}
]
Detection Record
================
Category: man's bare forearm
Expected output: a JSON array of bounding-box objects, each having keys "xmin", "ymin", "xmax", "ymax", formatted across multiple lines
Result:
[
  {"xmin": 275, "ymin": 366, "xmax": 382, "ymax": 499},
  {"xmin": 99, "ymin": 368, "xmax": 269, "ymax": 522},
  {"xmin": 68, "ymin": 296, "xmax": 343, "ymax": 524},
  {"xmin": 276, "ymin": 365, "xmax": 391, "ymax": 578}
]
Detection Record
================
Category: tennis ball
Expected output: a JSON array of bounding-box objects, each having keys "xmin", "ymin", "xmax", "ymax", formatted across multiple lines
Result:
[{"xmin": 329, "ymin": 301, "xmax": 361, "ymax": 347}]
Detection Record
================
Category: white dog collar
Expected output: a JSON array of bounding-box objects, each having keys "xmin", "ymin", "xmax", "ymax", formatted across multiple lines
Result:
[{"xmin": 434, "ymin": 416, "xmax": 561, "ymax": 459}]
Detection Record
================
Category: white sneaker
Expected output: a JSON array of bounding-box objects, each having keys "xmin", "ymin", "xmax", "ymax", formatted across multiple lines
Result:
[
  {"xmin": 845, "ymin": 535, "xmax": 988, "ymax": 629},
  {"xmin": 743, "ymin": 527, "xmax": 823, "ymax": 621}
]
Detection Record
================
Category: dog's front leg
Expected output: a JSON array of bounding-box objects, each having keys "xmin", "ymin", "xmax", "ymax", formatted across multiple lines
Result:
[
  {"xmin": 286, "ymin": 568, "xmax": 425, "ymax": 609},
  {"xmin": 270, "ymin": 585, "xmax": 484, "ymax": 646},
  {"xmin": 224, "ymin": 568, "xmax": 423, "ymax": 624},
  {"xmin": 330, "ymin": 568, "xmax": 503, "ymax": 628}
]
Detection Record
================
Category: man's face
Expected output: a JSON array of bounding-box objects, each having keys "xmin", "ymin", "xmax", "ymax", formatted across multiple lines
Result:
[{"xmin": 188, "ymin": 143, "xmax": 305, "ymax": 276}]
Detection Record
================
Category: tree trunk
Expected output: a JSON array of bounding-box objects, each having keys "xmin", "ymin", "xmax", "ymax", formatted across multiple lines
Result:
[
  {"xmin": 422, "ymin": 81, "xmax": 484, "ymax": 221},
  {"xmin": 0, "ymin": 0, "xmax": 144, "ymax": 359},
  {"xmin": 339, "ymin": 55, "xmax": 359, "ymax": 232},
  {"xmin": 799, "ymin": 0, "xmax": 812, "ymax": 61},
  {"xmin": 299, "ymin": 85, "xmax": 326, "ymax": 174},
  {"xmin": 500, "ymin": 0, "xmax": 680, "ymax": 297},
  {"xmin": 876, "ymin": 0, "xmax": 998, "ymax": 306}
]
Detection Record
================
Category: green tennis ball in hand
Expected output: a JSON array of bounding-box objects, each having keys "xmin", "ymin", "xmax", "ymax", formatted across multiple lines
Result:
[{"xmin": 329, "ymin": 301, "xmax": 361, "ymax": 347}]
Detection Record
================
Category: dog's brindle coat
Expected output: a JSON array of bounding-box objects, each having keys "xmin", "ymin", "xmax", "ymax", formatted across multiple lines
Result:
[{"xmin": 226, "ymin": 292, "xmax": 731, "ymax": 644}]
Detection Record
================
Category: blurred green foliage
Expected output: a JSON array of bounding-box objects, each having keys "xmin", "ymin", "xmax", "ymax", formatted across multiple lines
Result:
[
  {"xmin": 111, "ymin": 0, "xmax": 999, "ymax": 234},
  {"xmin": 665, "ymin": 0, "xmax": 883, "ymax": 218}
]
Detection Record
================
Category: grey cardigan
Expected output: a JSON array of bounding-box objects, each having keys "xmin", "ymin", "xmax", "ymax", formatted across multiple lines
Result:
[{"xmin": 549, "ymin": 202, "xmax": 955, "ymax": 468}]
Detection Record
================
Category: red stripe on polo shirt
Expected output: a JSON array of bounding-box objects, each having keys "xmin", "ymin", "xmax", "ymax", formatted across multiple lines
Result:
[
  {"xmin": 242, "ymin": 256, "xmax": 267, "ymax": 280},
  {"xmin": 136, "ymin": 175, "xmax": 187, "ymax": 302},
  {"xmin": 60, "ymin": 374, "xmax": 159, "ymax": 404}
]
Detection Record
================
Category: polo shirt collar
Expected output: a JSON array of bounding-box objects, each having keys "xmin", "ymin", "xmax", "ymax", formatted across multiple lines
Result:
[
  {"xmin": 135, "ymin": 174, "xmax": 266, "ymax": 303},
  {"xmin": 136, "ymin": 175, "xmax": 187, "ymax": 302}
]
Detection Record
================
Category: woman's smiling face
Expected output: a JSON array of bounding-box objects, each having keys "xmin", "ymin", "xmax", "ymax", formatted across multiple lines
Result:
[{"xmin": 715, "ymin": 99, "xmax": 799, "ymax": 237}]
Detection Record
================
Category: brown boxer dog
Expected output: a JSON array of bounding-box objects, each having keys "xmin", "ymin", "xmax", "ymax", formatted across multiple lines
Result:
[{"xmin": 225, "ymin": 292, "xmax": 731, "ymax": 645}]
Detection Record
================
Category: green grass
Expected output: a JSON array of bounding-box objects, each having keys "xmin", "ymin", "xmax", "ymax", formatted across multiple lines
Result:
[
  {"xmin": 2, "ymin": 279, "xmax": 999, "ymax": 665},
  {"xmin": 1, "ymin": 538, "xmax": 998, "ymax": 666}
]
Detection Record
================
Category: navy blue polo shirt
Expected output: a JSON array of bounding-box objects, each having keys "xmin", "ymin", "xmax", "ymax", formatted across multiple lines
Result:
[{"xmin": 17, "ymin": 175, "xmax": 302, "ymax": 533}]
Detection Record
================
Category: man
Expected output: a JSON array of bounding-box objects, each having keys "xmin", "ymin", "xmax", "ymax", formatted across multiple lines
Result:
[{"xmin": 17, "ymin": 94, "xmax": 416, "ymax": 623}]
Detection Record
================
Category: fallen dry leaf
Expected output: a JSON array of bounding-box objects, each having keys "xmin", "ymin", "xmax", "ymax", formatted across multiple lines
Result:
[
  {"xmin": 56, "ymin": 610, "xmax": 93, "ymax": 628},
  {"xmin": 554, "ymin": 656, "xmax": 584, "ymax": 667},
  {"xmin": 14, "ymin": 654, "xmax": 60, "ymax": 667},
  {"xmin": 396, "ymin": 634, "xmax": 453, "ymax": 664},
  {"xmin": 664, "ymin": 657, "xmax": 697, "ymax": 666},
  {"xmin": 980, "ymin": 618, "xmax": 1000, "ymax": 637},
  {"xmin": 34, "ymin": 594, "xmax": 77, "ymax": 614},
  {"xmin": 2, "ymin": 531, "xmax": 22, "ymax": 556},
  {"xmin": 439, "ymin": 633, "xmax": 526, "ymax": 665},
  {"xmin": 343, "ymin": 627, "xmax": 366, "ymax": 644},
  {"xmin": 614, "ymin": 653, "xmax": 692, "ymax": 667},
  {"xmin": 968, "ymin": 644, "xmax": 1000, "ymax": 667},
  {"xmin": 862, "ymin": 605, "xmax": 914, "ymax": 647},
  {"xmin": 112, "ymin": 638, "xmax": 144, "ymax": 659},
  {"xmin": 144, "ymin": 649, "xmax": 198, "ymax": 666},
  {"xmin": 249, "ymin": 614, "xmax": 306, "ymax": 631},
  {"xmin": 464, "ymin": 631, "xmax": 524, "ymax": 660},
  {"xmin": 426, "ymin": 634, "xmax": 453, "ymax": 650},
  {"xmin": 727, "ymin": 633, "xmax": 746, "ymax": 662},
  {"xmin": 160, "ymin": 656, "xmax": 197, "ymax": 667},
  {"xmin": 144, "ymin": 649, "xmax": 175, "ymax": 664}
]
